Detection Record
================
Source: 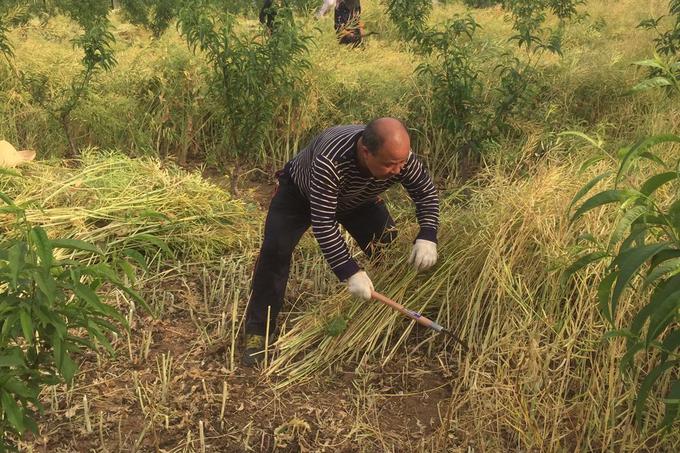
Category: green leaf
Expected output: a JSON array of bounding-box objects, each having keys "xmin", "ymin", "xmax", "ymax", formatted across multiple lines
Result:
[
  {"xmin": 631, "ymin": 77, "xmax": 672, "ymax": 92},
  {"xmin": 325, "ymin": 315, "xmax": 348, "ymax": 337},
  {"xmin": 617, "ymin": 135, "xmax": 680, "ymax": 184},
  {"xmin": 620, "ymin": 341, "xmax": 645, "ymax": 375},
  {"xmin": 558, "ymin": 131, "xmax": 604, "ymax": 150},
  {"xmin": 3, "ymin": 378, "xmax": 38, "ymax": 399},
  {"xmin": 646, "ymin": 257, "xmax": 680, "ymax": 288},
  {"xmin": 638, "ymin": 151, "xmax": 667, "ymax": 168},
  {"xmin": 123, "ymin": 249, "xmax": 148, "ymax": 271},
  {"xmin": 633, "ymin": 59, "xmax": 666, "ymax": 70},
  {"xmin": 620, "ymin": 222, "xmax": 647, "ymax": 252},
  {"xmin": 563, "ymin": 251, "xmax": 608, "ymax": 280},
  {"xmin": 19, "ymin": 310, "xmax": 33, "ymax": 344},
  {"xmin": 0, "ymin": 204, "xmax": 24, "ymax": 215},
  {"xmin": 611, "ymin": 242, "xmax": 671, "ymax": 320},
  {"xmin": 640, "ymin": 171, "xmax": 679, "ymax": 197},
  {"xmin": 646, "ymin": 289, "xmax": 680, "ymax": 345},
  {"xmin": 660, "ymin": 329, "xmax": 680, "ymax": 362},
  {"xmin": 8, "ymin": 243, "xmax": 26, "ymax": 288},
  {"xmin": 116, "ymin": 284, "xmax": 151, "ymax": 316},
  {"xmin": 568, "ymin": 172, "xmax": 611, "ymax": 212},
  {"xmin": 86, "ymin": 322, "xmax": 115, "ymax": 354},
  {"xmin": 0, "ymin": 191, "xmax": 16, "ymax": 206},
  {"xmin": 598, "ymin": 271, "xmax": 617, "ymax": 324},
  {"xmin": 609, "ymin": 206, "xmax": 648, "ymax": 249},
  {"xmin": 661, "ymin": 379, "xmax": 680, "ymax": 429},
  {"xmin": 577, "ymin": 155, "xmax": 606, "ymax": 174},
  {"xmin": 31, "ymin": 269, "xmax": 57, "ymax": 304},
  {"xmin": 571, "ymin": 189, "xmax": 634, "ymax": 222},
  {"xmin": 128, "ymin": 233, "xmax": 173, "ymax": 256},
  {"xmin": 0, "ymin": 168, "xmax": 20, "ymax": 177},
  {"xmin": 1, "ymin": 389, "xmax": 25, "ymax": 434},
  {"xmin": 29, "ymin": 227, "xmax": 53, "ymax": 270},
  {"xmin": 641, "ymin": 274, "xmax": 680, "ymax": 337},
  {"xmin": 116, "ymin": 259, "xmax": 137, "ymax": 284},
  {"xmin": 636, "ymin": 360, "xmax": 678, "ymax": 425},
  {"xmin": 73, "ymin": 282, "xmax": 124, "ymax": 323},
  {"xmin": 0, "ymin": 349, "xmax": 25, "ymax": 367},
  {"xmin": 59, "ymin": 352, "xmax": 77, "ymax": 383},
  {"xmin": 50, "ymin": 238, "xmax": 102, "ymax": 255}
]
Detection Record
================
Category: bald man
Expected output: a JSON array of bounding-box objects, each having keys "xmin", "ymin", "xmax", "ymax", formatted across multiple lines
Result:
[{"xmin": 242, "ymin": 118, "xmax": 440, "ymax": 366}]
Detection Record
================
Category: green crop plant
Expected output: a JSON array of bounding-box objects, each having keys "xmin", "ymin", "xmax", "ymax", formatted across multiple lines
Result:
[
  {"xmin": 0, "ymin": 2, "xmax": 30, "ymax": 61},
  {"xmin": 119, "ymin": 0, "xmax": 180, "ymax": 38},
  {"xmin": 566, "ymin": 133, "xmax": 680, "ymax": 429},
  {"xmin": 383, "ymin": 0, "xmax": 432, "ymax": 42},
  {"xmin": 502, "ymin": 0, "xmax": 585, "ymax": 56},
  {"xmin": 635, "ymin": 0, "xmax": 679, "ymax": 96},
  {"xmin": 0, "ymin": 193, "xmax": 146, "ymax": 450},
  {"xmin": 177, "ymin": 0, "xmax": 311, "ymax": 192},
  {"xmin": 382, "ymin": 0, "xmax": 584, "ymax": 178},
  {"xmin": 2, "ymin": 0, "xmax": 117, "ymax": 156}
]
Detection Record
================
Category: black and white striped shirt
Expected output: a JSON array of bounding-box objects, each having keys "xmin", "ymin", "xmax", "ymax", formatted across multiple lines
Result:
[{"xmin": 286, "ymin": 124, "xmax": 439, "ymax": 280}]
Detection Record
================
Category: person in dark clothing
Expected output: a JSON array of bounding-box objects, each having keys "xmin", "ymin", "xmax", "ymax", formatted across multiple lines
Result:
[
  {"xmin": 259, "ymin": 0, "xmax": 279, "ymax": 31},
  {"xmin": 241, "ymin": 118, "xmax": 440, "ymax": 366},
  {"xmin": 334, "ymin": 0, "xmax": 363, "ymax": 45}
]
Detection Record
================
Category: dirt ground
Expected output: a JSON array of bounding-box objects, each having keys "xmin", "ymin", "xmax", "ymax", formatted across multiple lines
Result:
[
  {"xmin": 23, "ymin": 289, "xmax": 454, "ymax": 452},
  {"xmin": 20, "ymin": 172, "xmax": 455, "ymax": 452}
]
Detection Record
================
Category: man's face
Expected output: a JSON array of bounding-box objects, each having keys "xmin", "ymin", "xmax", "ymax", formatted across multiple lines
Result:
[{"xmin": 361, "ymin": 142, "xmax": 410, "ymax": 180}]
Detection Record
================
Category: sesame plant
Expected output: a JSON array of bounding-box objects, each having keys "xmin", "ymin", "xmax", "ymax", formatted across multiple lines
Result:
[
  {"xmin": 566, "ymin": 133, "xmax": 680, "ymax": 428},
  {"xmin": 0, "ymin": 192, "xmax": 145, "ymax": 450}
]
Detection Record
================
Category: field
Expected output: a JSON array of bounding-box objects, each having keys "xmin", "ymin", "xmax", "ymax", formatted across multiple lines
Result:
[{"xmin": 1, "ymin": 0, "xmax": 679, "ymax": 451}]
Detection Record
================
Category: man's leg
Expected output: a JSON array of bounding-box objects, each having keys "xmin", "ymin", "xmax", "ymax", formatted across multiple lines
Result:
[
  {"xmin": 245, "ymin": 174, "xmax": 310, "ymax": 337},
  {"xmin": 338, "ymin": 198, "xmax": 397, "ymax": 259}
]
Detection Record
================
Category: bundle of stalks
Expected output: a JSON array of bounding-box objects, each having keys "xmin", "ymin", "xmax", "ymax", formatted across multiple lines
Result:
[
  {"xmin": 0, "ymin": 150, "xmax": 259, "ymax": 260},
  {"xmin": 267, "ymin": 160, "xmax": 678, "ymax": 449}
]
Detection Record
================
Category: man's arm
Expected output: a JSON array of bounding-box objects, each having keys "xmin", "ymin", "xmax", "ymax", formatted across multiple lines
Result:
[
  {"xmin": 399, "ymin": 153, "xmax": 440, "ymax": 242},
  {"xmin": 309, "ymin": 156, "xmax": 361, "ymax": 280}
]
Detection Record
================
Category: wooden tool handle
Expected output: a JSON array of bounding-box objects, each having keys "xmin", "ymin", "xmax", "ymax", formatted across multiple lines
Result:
[{"xmin": 371, "ymin": 290, "xmax": 435, "ymax": 330}]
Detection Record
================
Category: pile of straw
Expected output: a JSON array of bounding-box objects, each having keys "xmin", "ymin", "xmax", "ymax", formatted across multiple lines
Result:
[{"xmin": 0, "ymin": 150, "xmax": 259, "ymax": 260}]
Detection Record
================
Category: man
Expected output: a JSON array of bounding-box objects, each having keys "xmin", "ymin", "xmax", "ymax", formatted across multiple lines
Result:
[
  {"xmin": 243, "ymin": 118, "xmax": 439, "ymax": 366},
  {"xmin": 259, "ymin": 0, "xmax": 281, "ymax": 31},
  {"xmin": 334, "ymin": 0, "xmax": 363, "ymax": 45}
]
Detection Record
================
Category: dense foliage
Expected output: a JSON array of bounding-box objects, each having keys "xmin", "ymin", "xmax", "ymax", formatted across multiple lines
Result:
[
  {"xmin": 567, "ymin": 134, "xmax": 680, "ymax": 428},
  {"xmin": 0, "ymin": 193, "xmax": 145, "ymax": 449}
]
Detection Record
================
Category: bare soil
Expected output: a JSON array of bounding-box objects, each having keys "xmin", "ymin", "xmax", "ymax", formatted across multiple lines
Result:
[{"xmin": 22, "ymin": 174, "xmax": 454, "ymax": 452}]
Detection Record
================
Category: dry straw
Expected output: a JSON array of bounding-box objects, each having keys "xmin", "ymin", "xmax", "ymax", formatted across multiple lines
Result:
[
  {"xmin": 0, "ymin": 149, "xmax": 259, "ymax": 261},
  {"xmin": 266, "ymin": 157, "xmax": 678, "ymax": 450}
]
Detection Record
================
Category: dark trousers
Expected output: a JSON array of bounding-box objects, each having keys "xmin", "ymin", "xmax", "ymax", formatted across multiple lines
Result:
[{"xmin": 244, "ymin": 172, "xmax": 396, "ymax": 336}]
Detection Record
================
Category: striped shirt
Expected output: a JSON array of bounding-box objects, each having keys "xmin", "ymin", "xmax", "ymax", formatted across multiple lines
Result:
[{"xmin": 285, "ymin": 124, "xmax": 439, "ymax": 280}]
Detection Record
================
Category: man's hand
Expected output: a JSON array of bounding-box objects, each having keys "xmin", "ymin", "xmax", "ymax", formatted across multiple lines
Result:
[
  {"xmin": 409, "ymin": 239, "xmax": 437, "ymax": 271},
  {"xmin": 346, "ymin": 271, "xmax": 374, "ymax": 300}
]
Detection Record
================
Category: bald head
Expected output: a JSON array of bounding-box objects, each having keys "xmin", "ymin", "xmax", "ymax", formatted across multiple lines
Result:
[
  {"xmin": 363, "ymin": 118, "xmax": 410, "ymax": 158},
  {"xmin": 358, "ymin": 118, "xmax": 411, "ymax": 179}
]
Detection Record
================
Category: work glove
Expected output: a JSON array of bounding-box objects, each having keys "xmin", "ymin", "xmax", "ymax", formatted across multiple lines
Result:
[
  {"xmin": 408, "ymin": 239, "xmax": 437, "ymax": 271},
  {"xmin": 346, "ymin": 270, "xmax": 374, "ymax": 300}
]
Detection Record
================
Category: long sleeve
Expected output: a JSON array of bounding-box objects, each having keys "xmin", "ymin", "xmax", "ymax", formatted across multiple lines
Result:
[
  {"xmin": 400, "ymin": 154, "xmax": 439, "ymax": 243},
  {"xmin": 309, "ymin": 155, "xmax": 360, "ymax": 280},
  {"xmin": 316, "ymin": 0, "xmax": 336, "ymax": 18}
]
